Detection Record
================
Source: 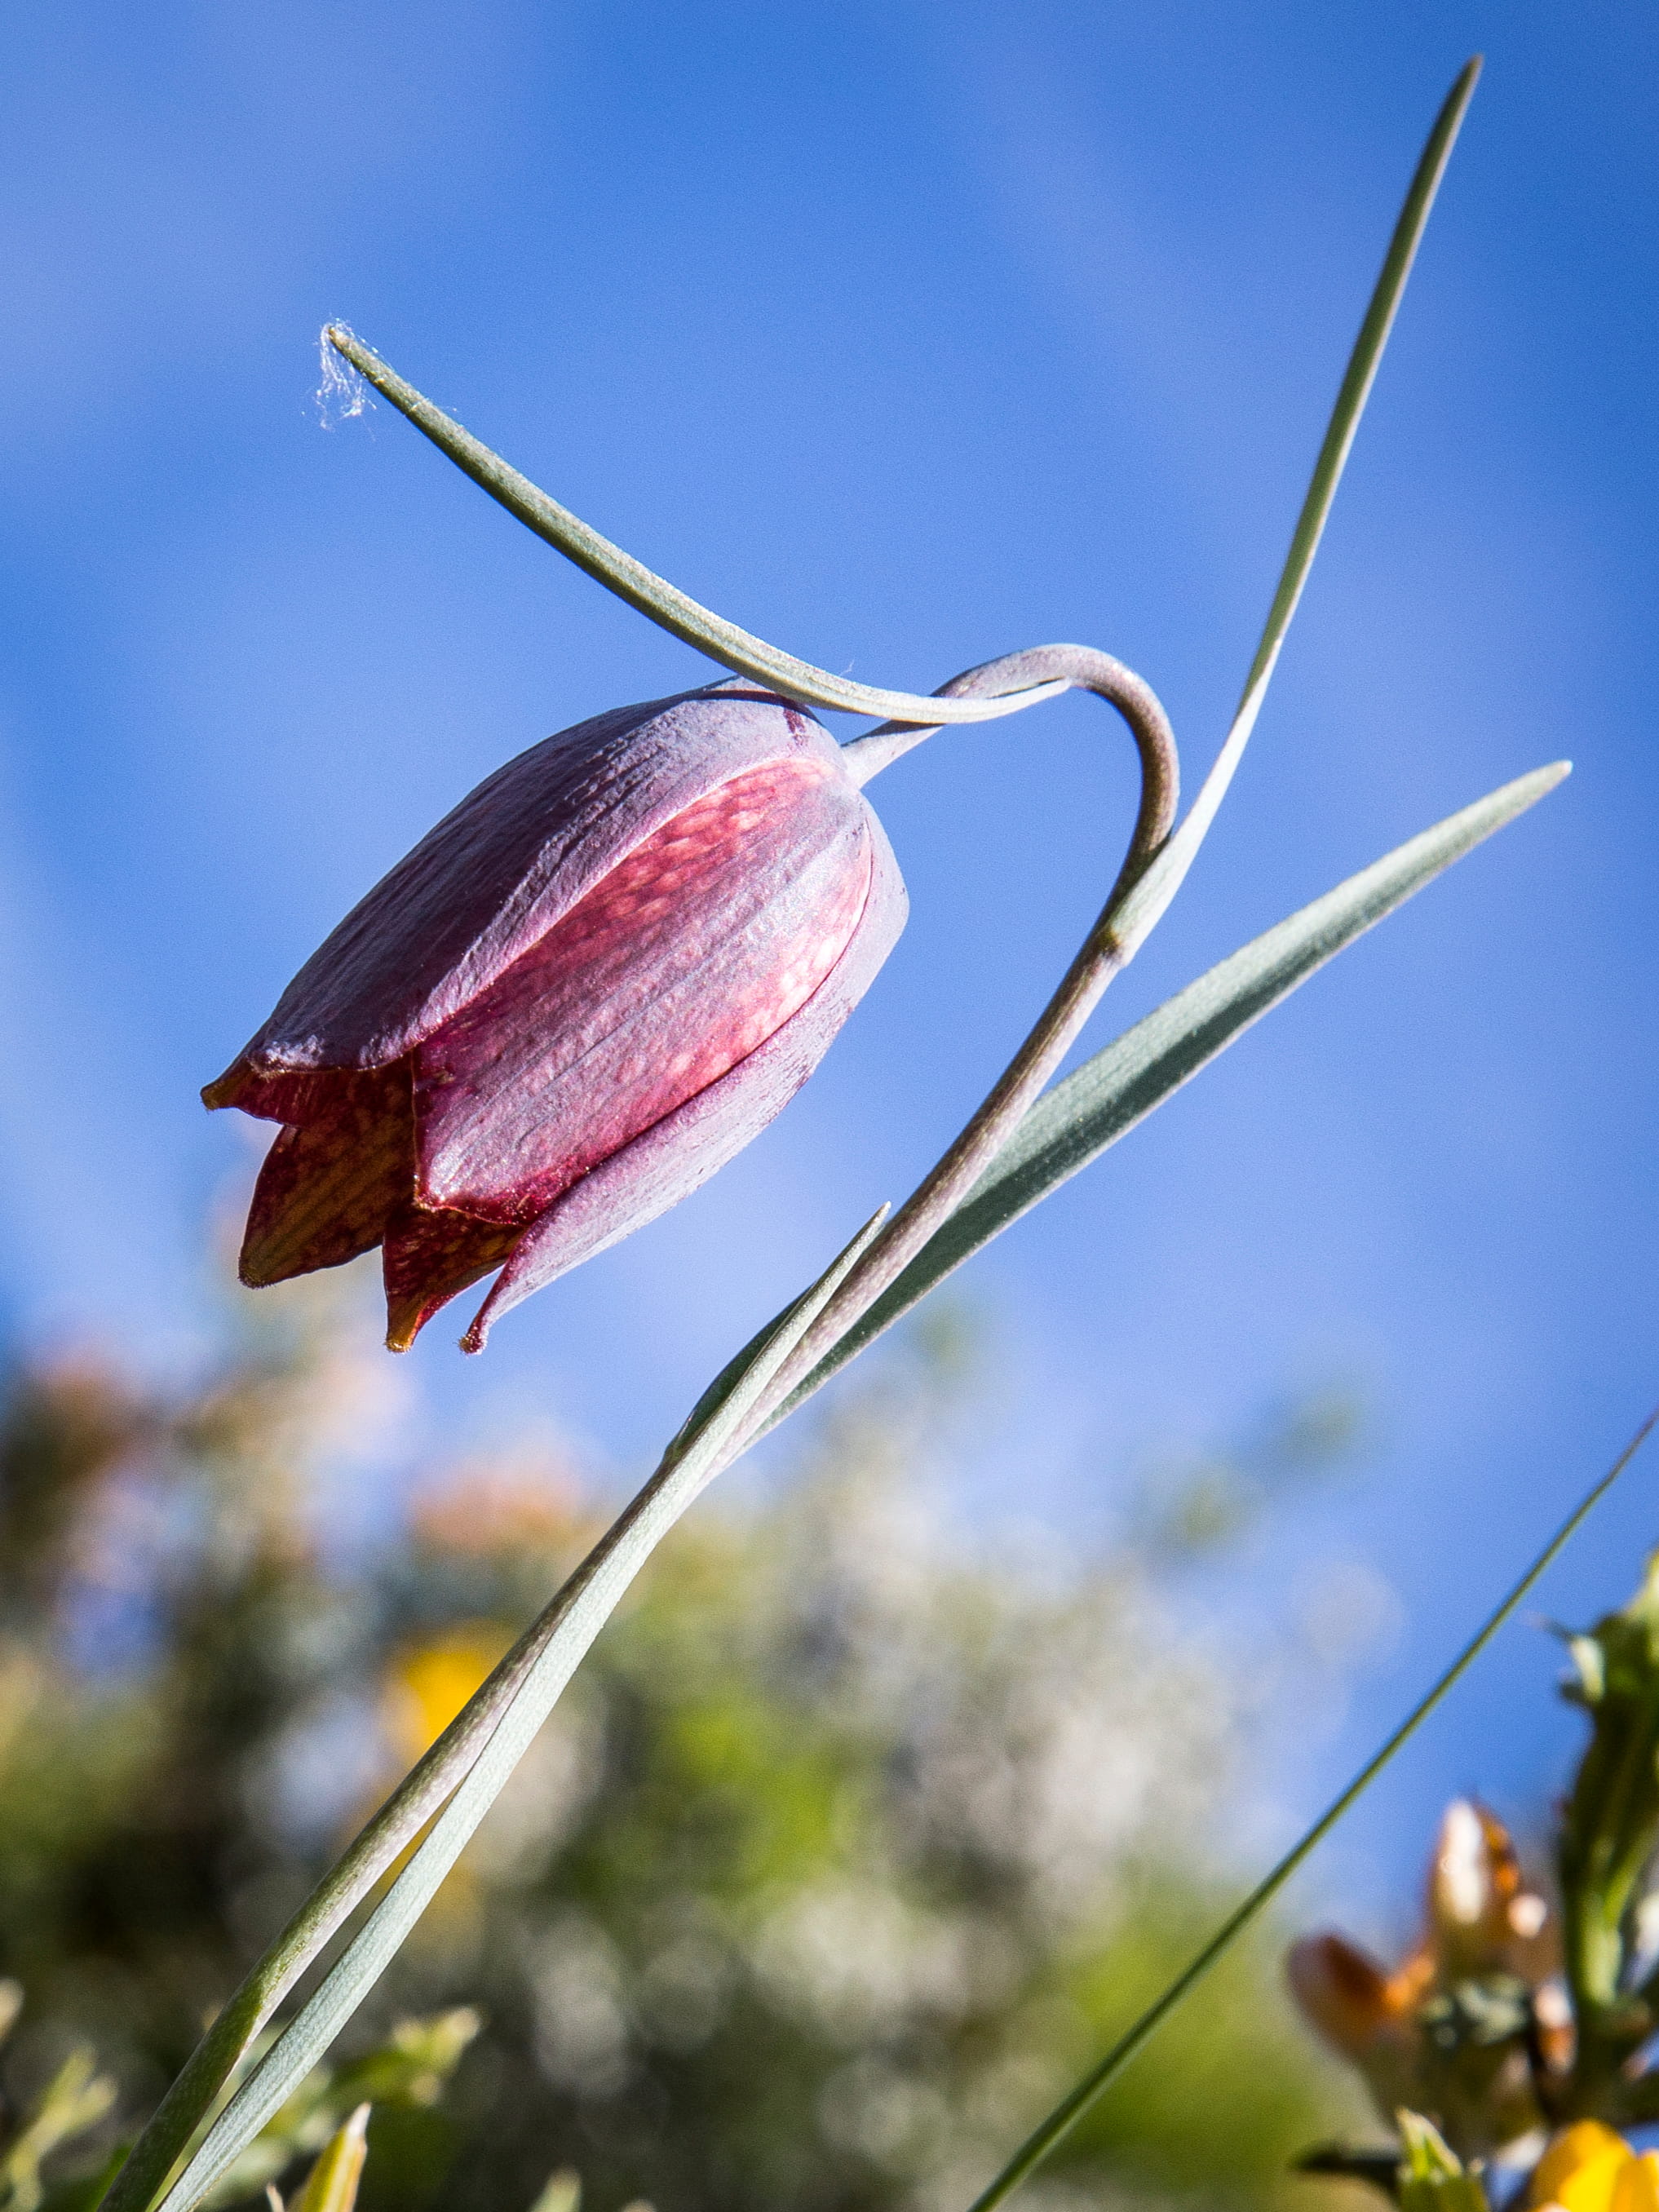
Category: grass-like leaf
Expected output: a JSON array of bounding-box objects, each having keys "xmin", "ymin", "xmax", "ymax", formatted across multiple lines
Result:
[
  {"xmin": 775, "ymin": 759, "xmax": 1568, "ymax": 1419},
  {"xmin": 138, "ymin": 1210, "xmax": 890, "ymax": 2212},
  {"xmin": 321, "ymin": 326, "xmax": 1067, "ymax": 729},
  {"xmin": 1107, "ymin": 57, "xmax": 1482, "ymax": 960},
  {"xmin": 959, "ymin": 1405, "xmax": 1659, "ymax": 2212}
]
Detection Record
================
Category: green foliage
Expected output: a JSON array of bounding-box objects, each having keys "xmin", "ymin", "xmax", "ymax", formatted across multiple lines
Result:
[
  {"xmin": 1395, "ymin": 2112, "xmax": 1488, "ymax": 2212},
  {"xmin": 1557, "ymin": 1554, "xmax": 1659, "ymax": 2097},
  {"xmin": 0, "ymin": 2010, "xmax": 116, "ymax": 2212},
  {"xmin": 0, "ymin": 1275, "xmax": 1362, "ymax": 2212},
  {"xmin": 202, "ymin": 2009, "xmax": 479, "ymax": 2207},
  {"xmin": 0, "ymin": 1977, "xmax": 465, "ymax": 2212},
  {"xmin": 284, "ymin": 2108, "xmax": 368, "ymax": 2212},
  {"xmin": 1288, "ymin": 1546, "xmax": 1659, "ymax": 2179}
]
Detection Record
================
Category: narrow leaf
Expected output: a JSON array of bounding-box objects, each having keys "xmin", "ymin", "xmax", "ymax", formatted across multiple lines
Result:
[
  {"xmin": 958, "ymin": 1405, "xmax": 1659, "ymax": 2212},
  {"xmin": 774, "ymin": 760, "xmax": 1567, "ymax": 1418},
  {"xmin": 321, "ymin": 328, "xmax": 1065, "ymax": 730},
  {"xmin": 144, "ymin": 1210, "xmax": 891, "ymax": 2212},
  {"xmin": 1108, "ymin": 57, "xmax": 1482, "ymax": 960}
]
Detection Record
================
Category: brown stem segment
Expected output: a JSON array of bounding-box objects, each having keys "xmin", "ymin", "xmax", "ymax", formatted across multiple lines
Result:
[{"xmin": 760, "ymin": 644, "xmax": 1179, "ymax": 1424}]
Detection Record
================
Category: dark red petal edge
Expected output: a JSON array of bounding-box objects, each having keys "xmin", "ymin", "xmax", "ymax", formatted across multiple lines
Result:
[
  {"xmin": 238, "ymin": 1066, "xmax": 416, "ymax": 1287},
  {"xmin": 381, "ymin": 1205, "xmax": 524, "ymax": 1352}
]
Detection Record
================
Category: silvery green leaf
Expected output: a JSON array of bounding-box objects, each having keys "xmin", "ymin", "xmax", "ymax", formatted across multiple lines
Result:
[
  {"xmin": 777, "ymin": 761, "xmax": 1568, "ymax": 1420},
  {"xmin": 142, "ymin": 1206, "xmax": 889, "ymax": 2212}
]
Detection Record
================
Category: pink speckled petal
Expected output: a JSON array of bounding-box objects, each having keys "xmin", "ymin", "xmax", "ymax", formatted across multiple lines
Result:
[
  {"xmin": 458, "ymin": 816, "xmax": 907, "ymax": 1350},
  {"xmin": 413, "ymin": 756, "xmax": 872, "ymax": 1223},
  {"xmin": 217, "ymin": 686, "xmax": 845, "ymax": 1081},
  {"xmin": 238, "ymin": 1065, "xmax": 414, "ymax": 1285},
  {"xmin": 381, "ymin": 1203, "xmax": 524, "ymax": 1352}
]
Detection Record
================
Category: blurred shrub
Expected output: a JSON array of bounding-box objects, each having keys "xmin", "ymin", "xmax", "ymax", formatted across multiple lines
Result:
[{"xmin": 0, "ymin": 1267, "xmax": 1363, "ymax": 2212}]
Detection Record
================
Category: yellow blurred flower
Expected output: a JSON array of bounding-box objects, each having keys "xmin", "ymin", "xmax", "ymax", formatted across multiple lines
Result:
[
  {"xmin": 386, "ymin": 1625, "xmax": 509, "ymax": 1764},
  {"xmin": 1530, "ymin": 2123, "xmax": 1659, "ymax": 2212}
]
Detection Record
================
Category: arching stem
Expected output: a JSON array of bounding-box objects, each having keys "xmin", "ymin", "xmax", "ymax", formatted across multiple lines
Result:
[{"xmin": 744, "ymin": 643, "xmax": 1179, "ymax": 1432}]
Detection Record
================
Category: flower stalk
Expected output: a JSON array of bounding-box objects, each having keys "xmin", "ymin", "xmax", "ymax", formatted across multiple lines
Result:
[{"xmin": 100, "ymin": 51, "xmax": 1555, "ymax": 2212}]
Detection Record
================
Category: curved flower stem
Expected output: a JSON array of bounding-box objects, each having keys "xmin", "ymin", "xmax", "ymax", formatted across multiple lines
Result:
[
  {"xmin": 94, "ymin": 644, "xmax": 1171, "ymax": 2212},
  {"xmin": 321, "ymin": 326, "xmax": 1068, "ymax": 729},
  {"xmin": 755, "ymin": 644, "xmax": 1179, "ymax": 1419}
]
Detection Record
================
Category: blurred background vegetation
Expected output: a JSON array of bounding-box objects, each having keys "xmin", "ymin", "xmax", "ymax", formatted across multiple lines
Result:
[{"xmin": 0, "ymin": 1234, "xmax": 1379, "ymax": 2212}]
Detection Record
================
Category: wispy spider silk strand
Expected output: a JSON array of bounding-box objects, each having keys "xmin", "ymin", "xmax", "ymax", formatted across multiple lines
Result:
[{"xmin": 960, "ymin": 1405, "xmax": 1659, "ymax": 2212}]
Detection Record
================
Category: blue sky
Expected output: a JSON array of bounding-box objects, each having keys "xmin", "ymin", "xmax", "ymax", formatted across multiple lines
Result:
[{"xmin": 2, "ymin": 1, "xmax": 1657, "ymax": 1927}]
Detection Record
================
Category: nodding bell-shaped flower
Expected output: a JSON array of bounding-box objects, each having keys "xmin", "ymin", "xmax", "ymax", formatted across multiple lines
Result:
[{"xmin": 204, "ymin": 684, "xmax": 906, "ymax": 1352}]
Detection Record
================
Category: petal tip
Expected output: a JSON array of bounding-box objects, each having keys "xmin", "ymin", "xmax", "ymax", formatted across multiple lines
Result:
[
  {"xmin": 384, "ymin": 1296, "xmax": 427, "ymax": 1353},
  {"xmin": 202, "ymin": 1067, "xmax": 245, "ymax": 1111}
]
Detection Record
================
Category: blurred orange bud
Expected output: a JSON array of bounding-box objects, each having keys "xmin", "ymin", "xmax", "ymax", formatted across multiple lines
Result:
[
  {"xmin": 1532, "ymin": 1980, "xmax": 1574, "ymax": 2079},
  {"xmin": 1429, "ymin": 1798, "xmax": 1544, "ymax": 1975},
  {"xmin": 1286, "ymin": 1933, "xmax": 1411, "ymax": 2060},
  {"xmin": 1431, "ymin": 1799, "xmax": 1513, "ymax": 1931}
]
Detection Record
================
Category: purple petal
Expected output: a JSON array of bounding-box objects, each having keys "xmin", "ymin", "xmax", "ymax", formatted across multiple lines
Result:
[
  {"xmin": 220, "ymin": 685, "xmax": 843, "ymax": 1081},
  {"xmin": 458, "ymin": 817, "xmax": 906, "ymax": 1350},
  {"xmin": 381, "ymin": 1203, "xmax": 523, "ymax": 1352},
  {"xmin": 237, "ymin": 1065, "xmax": 414, "ymax": 1285},
  {"xmin": 413, "ymin": 756, "xmax": 873, "ymax": 1223}
]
